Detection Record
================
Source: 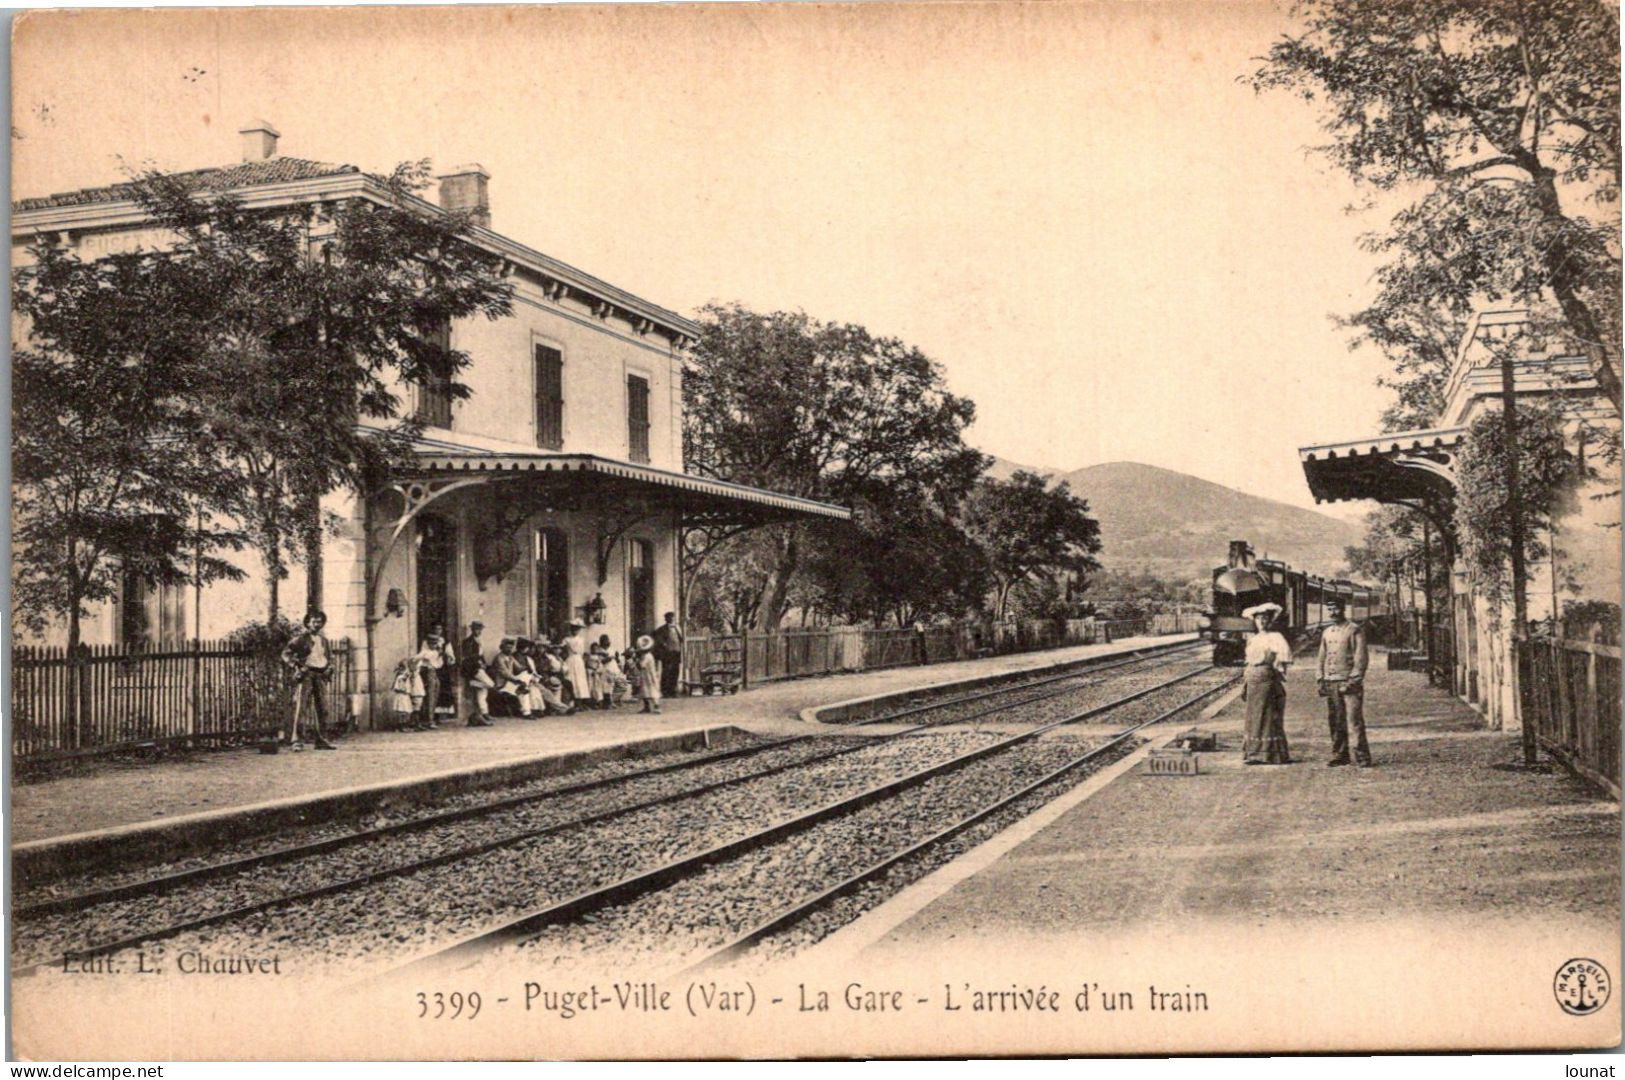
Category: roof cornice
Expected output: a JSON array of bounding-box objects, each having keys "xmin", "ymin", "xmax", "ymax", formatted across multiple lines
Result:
[{"xmin": 11, "ymin": 170, "xmax": 700, "ymax": 346}]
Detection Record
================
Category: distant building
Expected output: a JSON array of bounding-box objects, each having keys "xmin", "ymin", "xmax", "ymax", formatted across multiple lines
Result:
[
  {"xmin": 12, "ymin": 122, "xmax": 848, "ymax": 720},
  {"xmin": 1299, "ymin": 310, "xmax": 1620, "ymax": 732}
]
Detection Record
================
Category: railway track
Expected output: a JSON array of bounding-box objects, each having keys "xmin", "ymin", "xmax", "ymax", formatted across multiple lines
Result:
[
  {"xmin": 15, "ymin": 643, "xmax": 1222, "ymax": 979},
  {"xmin": 384, "ymin": 664, "xmax": 1237, "ymax": 979},
  {"xmin": 15, "ymin": 638, "xmax": 1200, "ymax": 916}
]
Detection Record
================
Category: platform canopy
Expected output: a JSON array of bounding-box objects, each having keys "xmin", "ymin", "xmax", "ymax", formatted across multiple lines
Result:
[
  {"xmin": 397, "ymin": 446, "xmax": 851, "ymax": 529},
  {"xmin": 1299, "ymin": 426, "xmax": 1464, "ymax": 506},
  {"xmin": 1298, "ymin": 426, "xmax": 1463, "ymax": 548}
]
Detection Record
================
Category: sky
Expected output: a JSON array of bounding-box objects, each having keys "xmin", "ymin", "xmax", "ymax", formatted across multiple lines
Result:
[{"xmin": 12, "ymin": 2, "xmax": 1402, "ymax": 520}]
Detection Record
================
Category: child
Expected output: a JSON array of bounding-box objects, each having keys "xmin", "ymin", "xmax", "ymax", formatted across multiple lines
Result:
[
  {"xmin": 390, "ymin": 657, "xmax": 424, "ymax": 731},
  {"xmin": 634, "ymin": 634, "xmax": 662, "ymax": 714},
  {"xmin": 584, "ymin": 648, "xmax": 608, "ymax": 709}
]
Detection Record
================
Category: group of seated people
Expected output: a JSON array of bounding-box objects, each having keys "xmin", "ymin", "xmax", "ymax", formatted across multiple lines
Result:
[{"xmin": 392, "ymin": 621, "xmax": 664, "ymax": 730}]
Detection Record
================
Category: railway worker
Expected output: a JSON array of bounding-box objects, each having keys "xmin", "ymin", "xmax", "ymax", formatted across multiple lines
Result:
[
  {"xmin": 653, "ymin": 612, "xmax": 685, "ymax": 697},
  {"xmin": 280, "ymin": 610, "xmax": 338, "ymax": 751},
  {"xmin": 1239, "ymin": 603, "xmax": 1292, "ymax": 765},
  {"xmin": 634, "ymin": 635, "xmax": 662, "ymax": 714},
  {"xmin": 1318, "ymin": 597, "xmax": 1371, "ymax": 767}
]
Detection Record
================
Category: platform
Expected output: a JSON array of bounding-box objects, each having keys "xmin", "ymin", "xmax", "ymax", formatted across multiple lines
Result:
[
  {"xmin": 10, "ymin": 633, "xmax": 1193, "ymax": 849},
  {"xmin": 841, "ymin": 655, "xmax": 1621, "ymax": 956}
]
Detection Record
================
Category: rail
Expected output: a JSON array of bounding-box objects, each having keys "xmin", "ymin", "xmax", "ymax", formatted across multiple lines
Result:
[
  {"xmin": 11, "ymin": 639, "xmax": 355, "ymax": 762},
  {"xmin": 1519, "ymin": 633, "xmax": 1621, "ymax": 798}
]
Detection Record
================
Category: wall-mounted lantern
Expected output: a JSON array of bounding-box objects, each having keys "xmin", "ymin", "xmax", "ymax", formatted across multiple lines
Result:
[{"xmin": 385, "ymin": 588, "xmax": 407, "ymax": 618}]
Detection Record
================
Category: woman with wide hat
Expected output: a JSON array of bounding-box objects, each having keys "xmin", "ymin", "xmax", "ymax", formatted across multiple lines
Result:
[{"xmin": 1240, "ymin": 602, "xmax": 1293, "ymax": 765}]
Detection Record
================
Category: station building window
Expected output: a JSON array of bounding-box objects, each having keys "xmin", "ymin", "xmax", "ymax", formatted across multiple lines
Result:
[
  {"xmin": 414, "ymin": 322, "xmax": 454, "ymax": 429},
  {"xmin": 627, "ymin": 374, "xmax": 651, "ymax": 463},
  {"xmin": 536, "ymin": 345, "xmax": 564, "ymax": 450},
  {"xmin": 118, "ymin": 566, "xmax": 185, "ymax": 649},
  {"xmin": 628, "ymin": 538, "xmax": 655, "ymax": 638}
]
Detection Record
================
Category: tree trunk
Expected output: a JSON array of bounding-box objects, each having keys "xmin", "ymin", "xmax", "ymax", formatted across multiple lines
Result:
[
  {"xmin": 301, "ymin": 490, "xmax": 323, "ymax": 615},
  {"xmin": 1528, "ymin": 168, "xmax": 1624, "ymax": 415},
  {"xmin": 760, "ymin": 529, "xmax": 800, "ymax": 631},
  {"xmin": 66, "ymin": 582, "xmax": 83, "ymax": 751},
  {"xmin": 266, "ymin": 559, "xmax": 281, "ymax": 625}
]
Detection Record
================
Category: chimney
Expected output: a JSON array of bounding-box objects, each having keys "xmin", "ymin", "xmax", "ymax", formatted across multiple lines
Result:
[
  {"xmin": 1227, "ymin": 539, "xmax": 1254, "ymax": 570},
  {"xmin": 239, "ymin": 120, "xmax": 280, "ymax": 162},
  {"xmin": 438, "ymin": 164, "xmax": 491, "ymax": 228}
]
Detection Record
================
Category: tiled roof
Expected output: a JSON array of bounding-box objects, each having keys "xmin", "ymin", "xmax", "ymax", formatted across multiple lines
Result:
[{"xmin": 13, "ymin": 157, "xmax": 360, "ymax": 212}]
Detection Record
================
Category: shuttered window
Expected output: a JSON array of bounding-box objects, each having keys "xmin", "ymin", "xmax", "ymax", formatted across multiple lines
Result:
[
  {"xmin": 535, "ymin": 345, "xmax": 564, "ymax": 450},
  {"xmin": 415, "ymin": 323, "xmax": 453, "ymax": 429},
  {"xmin": 628, "ymin": 374, "xmax": 651, "ymax": 463}
]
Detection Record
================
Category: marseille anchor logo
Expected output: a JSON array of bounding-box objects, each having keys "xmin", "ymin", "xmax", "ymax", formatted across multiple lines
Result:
[{"xmin": 1554, "ymin": 958, "xmax": 1612, "ymax": 1016}]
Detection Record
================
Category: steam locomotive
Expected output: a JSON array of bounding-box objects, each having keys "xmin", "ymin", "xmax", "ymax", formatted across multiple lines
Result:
[{"xmin": 1205, "ymin": 540, "xmax": 1386, "ymax": 666}]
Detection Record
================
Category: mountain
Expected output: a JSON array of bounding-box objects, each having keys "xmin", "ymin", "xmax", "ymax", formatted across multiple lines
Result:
[{"xmin": 984, "ymin": 457, "xmax": 1361, "ymax": 582}]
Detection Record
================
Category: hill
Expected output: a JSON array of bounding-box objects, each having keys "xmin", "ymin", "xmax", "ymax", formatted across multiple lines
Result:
[{"xmin": 985, "ymin": 457, "xmax": 1361, "ymax": 582}]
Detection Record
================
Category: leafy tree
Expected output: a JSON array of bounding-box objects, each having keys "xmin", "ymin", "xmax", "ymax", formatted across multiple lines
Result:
[
  {"xmin": 683, "ymin": 304, "xmax": 987, "ymax": 630},
  {"xmin": 12, "ymin": 236, "xmax": 248, "ymax": 661},
  {"xmin": 1454, "ymin": 400, "xmax": 1589, "ymax": 621},
  {"xmin": 799, "ymin": 484, "xmax": 990, "ymax": 627},
  {"xmin": 1254, "ymin": 0, "xmax": 1623, "ymax": 415},
  {"xmin": 124, "ymin": 163, "xmax": 514, "ymax": 619},
  {"xmin": 1338, "ymin": 299, "xmax": 1469, "ymax": 433},
  {"xmin": 961, "ymin": 470, "xmax": 1103, "ymax": 620}
]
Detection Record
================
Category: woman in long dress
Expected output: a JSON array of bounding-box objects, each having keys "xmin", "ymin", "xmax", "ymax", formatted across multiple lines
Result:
[
  {"xmin": 563, "ymin": 619, "xmax": 592, "ymax": 704},
  {"xmin": 1241, "ymin": 603, "xmax": 1292, "ymax": 765}
]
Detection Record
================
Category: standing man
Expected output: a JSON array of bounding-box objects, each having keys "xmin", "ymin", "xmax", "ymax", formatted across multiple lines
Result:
[
  {"xmin": 460, "ymin": 621, "xmax": 493, "ymax": 727},
  {"xmin": 280, "ymin": 610, "xmax": 337, "ymax": 751},
  {"xmin": 653, "ymin": 611, "xmax": 685, "ymax": 698},
  {"xmin": 1318, "ymin": 598, "xmax": 1371, "ymax": 767}
]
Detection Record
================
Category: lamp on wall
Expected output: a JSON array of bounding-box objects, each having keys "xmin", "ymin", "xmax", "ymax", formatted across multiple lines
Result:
[
  {"xmin": 385, "ymin": 588, "xmax": 407, "ymax": 618},
  {"xmin": 583, "ymin": 592, "xmax": 608, "ymax": 627}
]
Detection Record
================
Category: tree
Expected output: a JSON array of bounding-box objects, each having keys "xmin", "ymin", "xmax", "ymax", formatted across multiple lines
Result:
[
  {"xmin": 683, "ymin": 304, "xmax": 987, "ymax": 630},
  {"xmin": 12, "ymin": 236, "xmax": 247, "ymax": 664},
  {"xmin": 799, "ymin": 484, "xmax": 990, "ymax": 627},
  {"xmin": 124, "ymin": 163, "xmax": 514, "ymax": 619},
  {"xmin": 961, "ymin": 470, "xmax": 1103, "ymax": 620},
  {"xmin": 1254, "ymin": 0, "xmax": 1623, "ymax": 414},
  {"xmin": 1338, "ymin": 298, "xmax": 1468, "ymax": 433},
  {"xmin": 1454, "ymin": 400, "xmax": 1589, "ymax": 621}
]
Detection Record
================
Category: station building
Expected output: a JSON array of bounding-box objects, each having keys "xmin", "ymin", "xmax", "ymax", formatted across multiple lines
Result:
[
  {"xmin": 1298, "ymin": 311, "xmax": 1620, "ymax": 732},
  {"xmin": 11, "ymin": 122, "xmax": 848, "ymax": 722}
]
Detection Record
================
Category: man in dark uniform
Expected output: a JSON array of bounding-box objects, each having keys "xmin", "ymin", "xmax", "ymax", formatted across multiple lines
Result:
[
  {"xmin": 1317, "ymin": 598, "xmax": 1371, "ymax": 767},
  {"xmin": 653, "ymin": 611, "xmax": 685, "ymax": 698}
]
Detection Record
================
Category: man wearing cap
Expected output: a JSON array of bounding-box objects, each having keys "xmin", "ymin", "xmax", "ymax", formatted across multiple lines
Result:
[
  {"xmin": 1317, "ymin": 598, "xmax": 1370, "ymax": 767},
  {"xmin": 653, "ymin": 612, "xmax": 685, "ymax": 698}
]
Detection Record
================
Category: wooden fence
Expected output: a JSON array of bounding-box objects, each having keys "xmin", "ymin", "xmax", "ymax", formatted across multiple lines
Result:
[
  {"xmin": 1519, "ymin": 633, "xmax": 1621, "ymax": 797},
  {"xmin": 684, "ymin": 615, "xmax": 1165, "ymax": 689},
  {"xmin": 12, "ymin": 639, "xmax": 355, "ymax": 762}
]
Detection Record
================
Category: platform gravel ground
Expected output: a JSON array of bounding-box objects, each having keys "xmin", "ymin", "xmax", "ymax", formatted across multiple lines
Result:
[{"xmin": 869, "ymin": 660, "xmax": 1621, "ymax": 947}]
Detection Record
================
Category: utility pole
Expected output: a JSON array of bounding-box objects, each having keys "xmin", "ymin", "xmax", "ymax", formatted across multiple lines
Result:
[
  {"xmin": 1501, "ymin": 352, "xmax": 1534, "ymax": 764},
  {"xmin": 1422, "ymin": 520, "xmax": 1436, "ymax": 688}
]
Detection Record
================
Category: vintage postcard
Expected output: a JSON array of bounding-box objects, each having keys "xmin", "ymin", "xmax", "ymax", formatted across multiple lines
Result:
[{"xmin": 8, "ymin": 1, "xmax": 1621, "ymax": 1061}]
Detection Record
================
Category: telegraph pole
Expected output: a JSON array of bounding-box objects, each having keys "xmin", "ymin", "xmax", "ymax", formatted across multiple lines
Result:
[{"xmin": 1501, "ymin": 353, "xmax": 1534, "ymax": 764}]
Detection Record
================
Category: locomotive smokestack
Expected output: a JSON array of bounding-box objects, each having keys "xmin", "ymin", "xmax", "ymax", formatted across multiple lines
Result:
[{"xmin": 1227, "ymin": 540, "xmax": 1253, "ymax": 569}]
